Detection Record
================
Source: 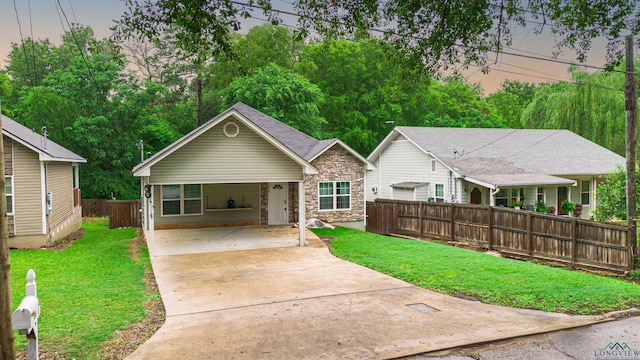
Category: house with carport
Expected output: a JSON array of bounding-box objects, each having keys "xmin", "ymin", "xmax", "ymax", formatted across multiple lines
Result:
[
  {"xmin": 133, "ymin": 102, "xmax": 373, "ymax": 247},
  {"xmin": 2, "ymin": 114, "xmax": 86, "ymax": 248},
  {"xmin": 366, "ymin": 127, "xmax": 625, "ymax": 219}
]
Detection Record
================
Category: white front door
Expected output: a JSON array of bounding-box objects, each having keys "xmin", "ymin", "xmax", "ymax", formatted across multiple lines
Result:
[{"xmin": 268, "ymin": 183, "xmax": 288, "ymax": 225}]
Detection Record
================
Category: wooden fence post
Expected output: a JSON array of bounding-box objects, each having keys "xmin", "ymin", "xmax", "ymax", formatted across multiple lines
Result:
[
  {"xmin": 571, "ymin": 218, "xmax": 577, "ymax": 265},
  {"xmin": 527, "ymin": 211, "xmax": 533, "ymax": 256},
  {"xmin": 450, "ymin": 203, "xmax": 456, "ymax": 242},
  {"xmin": 488, "ymin": 206, "xmax": 493, "ymax": 251},
  {"xmin": 418, "ymin": 202, "xmax": 423, "ymax": 238}
]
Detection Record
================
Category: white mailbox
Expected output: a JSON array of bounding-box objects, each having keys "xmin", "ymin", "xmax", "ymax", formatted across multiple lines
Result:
[{"xmin": 13, "ymin": 295, "xmax": 39, "ymax": 334}]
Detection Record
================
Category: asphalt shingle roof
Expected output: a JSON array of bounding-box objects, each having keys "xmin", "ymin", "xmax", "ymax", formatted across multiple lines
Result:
[
  {"xmin": 134, "ymin": 102, "xmax": 369, "ymax": 173},
  {"xmin": 2, "ymin": 115, "xmax": 86, "ymax": 162},
  {"xmin": 394, "ymin": 127, "xmax": 625, "ymax": 176},
  {"xmin": 230, "ymin": 102, "xmax": 332, "ymax": 161}
]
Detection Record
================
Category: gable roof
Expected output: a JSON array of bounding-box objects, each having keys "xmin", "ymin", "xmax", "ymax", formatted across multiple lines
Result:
[
  {"xmin": 133, "ymin": 102, "xmax": 373, "ymax": 175},
  {"xmin": 229, "ymin": 103, "xmax": 373, "ymax": 168},
  {"xmin": 1, "ymin": 115, "xmax": 86, "ymax": 163},
  {"xmin": 369, "ymin": 127, "xmax": 624, "ymax": 187}
]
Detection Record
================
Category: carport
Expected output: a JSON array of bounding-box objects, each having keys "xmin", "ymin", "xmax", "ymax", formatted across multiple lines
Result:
[{"xmin": 133, "ymin": 106, "xmax": 317, "ymax": 254}]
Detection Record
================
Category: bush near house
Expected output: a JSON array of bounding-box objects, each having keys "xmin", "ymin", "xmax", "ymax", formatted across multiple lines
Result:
[{"xmin": 312, "ymin": 227, "xmax": 640, "ymax": 315}]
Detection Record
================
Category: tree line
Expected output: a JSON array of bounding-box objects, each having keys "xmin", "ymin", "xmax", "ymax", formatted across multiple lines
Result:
[{"xmin": 0, "ymin": 24, "xmax": 636, "ymax": 200}]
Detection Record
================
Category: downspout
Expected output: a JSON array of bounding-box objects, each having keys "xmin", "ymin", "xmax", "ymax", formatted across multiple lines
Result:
[{"xmin": 490, "ymin": 187, "xmax": 500, "ymax": 207}]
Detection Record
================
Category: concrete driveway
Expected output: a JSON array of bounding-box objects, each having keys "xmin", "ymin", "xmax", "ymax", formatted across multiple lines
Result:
[{"xmin": 127, "ymin": 227, "xmax": 610, "ymax": 359}]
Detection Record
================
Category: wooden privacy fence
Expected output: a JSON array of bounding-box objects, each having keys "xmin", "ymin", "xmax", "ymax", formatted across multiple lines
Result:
[
  {"xmin": 367, "ymin": 199, "xmax": 634, "ymax": 271},
  {"xmin": 81, "ymin": 199, "xmax": 141, "ymax": 229},
  {"xmin": 81, "ymin": 199, "xmax": 110, "ymax": 217},
  {"xmin": 108, "ymin": 200, "xmax": 141, "ymax": 229}
]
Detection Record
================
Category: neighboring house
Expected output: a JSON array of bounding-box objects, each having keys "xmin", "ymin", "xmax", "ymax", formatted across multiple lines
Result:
[
  {"xmin": 132, "ymin": 102, "xmax": 373, "ymax": 245},
  {"xmin": 2, "ymin": 115, "xmax": 86, "ymax": 249},
  {"xmin": 366, "ymin": 127, "xmax": 625, "ymax": 219}
]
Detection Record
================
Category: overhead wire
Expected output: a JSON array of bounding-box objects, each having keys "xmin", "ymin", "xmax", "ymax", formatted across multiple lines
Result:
[
  {"xmin": 242, "ymin": 6, "xmax": 629, "ymax": 94},
  {"xmin": 230, "ymin": 0, "xmax": 637, "ymax": 77},
  {"xmin": 54, "ymin": 0, "xmax": 103, "ymax": 97}
]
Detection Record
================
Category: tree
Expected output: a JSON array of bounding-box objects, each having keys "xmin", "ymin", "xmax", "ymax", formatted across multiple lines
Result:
[
  {"xmin": 486, "ymin": 80, "xmax": 538, "ymax": 128},
  {"xmin": 295, "ymin": 39, "xmax": 433, "ymax": 154},
  {"xmin": 0, "ymin": 72, "xmax": 12, "ymax": 114},
  {"xmin": 206, "ymin": 23, "xmax": 304, "ymax": 92},
  {"xmin": 219, "ymin": 63, "xmax": 327, "ymax": 138},
  {"xmin": 113, "ymin": 0, "xmax": 638, "ymax": 73},
  {"xmin": 593, "ymin": 166, "xmax": 640, "ymax": 221},
  {"xmin": 522, "ymin": 64, "xmax": 634, "ymax": 155}
]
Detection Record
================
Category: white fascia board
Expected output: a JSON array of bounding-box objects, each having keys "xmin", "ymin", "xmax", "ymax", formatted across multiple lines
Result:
[
  {"xmin": 38, "ymin": 153, "xmax": 86, "ymax": 163},
  {"xmin": 366, "ymin": 128, "xmax": 399, "ymax": 162},
  {"xmin": 308, "ymin": 139, "xmax": 376, "ymax": 170},
  {"xmin": 464, "ymin": 176, "xmax": 497, "ymax": 190},
  {"xmin": 134, "ymin": 167, "xmax": 151, "ymax": 177},
  {"xmin": 132, "ymin": 108, "xmax": 318, "ymax": 177}
]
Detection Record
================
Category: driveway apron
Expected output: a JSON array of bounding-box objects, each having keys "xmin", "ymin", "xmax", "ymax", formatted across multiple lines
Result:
[{"xmin": 127, "ymin": 228, "xmax": 608, "ymax": 359}]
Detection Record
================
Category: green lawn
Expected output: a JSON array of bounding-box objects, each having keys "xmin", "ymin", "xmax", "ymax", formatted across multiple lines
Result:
[
  {"xmin": 312, "ymin": 227, "xmax": 640, "ymax": 315},
  {"xmin": 10, "ymin": 218, "xmax": 150, "ymax": 359}
]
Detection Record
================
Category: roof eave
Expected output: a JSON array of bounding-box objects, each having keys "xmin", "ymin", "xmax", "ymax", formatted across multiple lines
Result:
[
  {"xmin": 132, "ymin": 107, "xmax": 317, "ymax": 177},
  {"xmin": 309, "ymin": 139, "xmax": 375, "ymax": 170}
]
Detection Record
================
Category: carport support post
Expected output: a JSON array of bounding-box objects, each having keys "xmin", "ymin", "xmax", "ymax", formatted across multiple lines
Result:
[{"xmin": 298, "ymin": 180, "xmax": 305, "ymax": 246}]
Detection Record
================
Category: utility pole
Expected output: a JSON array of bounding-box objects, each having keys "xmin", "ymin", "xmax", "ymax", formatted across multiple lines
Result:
[
  {"xmin": 625, "ymin": 34, "xmax": 638, "ymax": 263},
  {"xmin": 0, "ymin": 109, "xmax": 16, "ymax": 359}
]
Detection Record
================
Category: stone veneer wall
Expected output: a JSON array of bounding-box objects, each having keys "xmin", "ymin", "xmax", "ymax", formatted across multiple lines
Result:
[
  {"xmin": 288, "ymin": 182, "xmax": 298, "ymax": 223},
  {"xmin": 259, "ymin": 182, "xmax": 268, "ymax": 225},
  {"xmin": 304, "ymin": 145, "xmax": 365, "ymax": 223},
  {"xmin": 3, "ymin": 137, "xmax": 14, "ymax": 236}
]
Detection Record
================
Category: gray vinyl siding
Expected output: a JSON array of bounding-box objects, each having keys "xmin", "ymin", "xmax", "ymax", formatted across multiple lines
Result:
[
  {"xmin": 13, "ymin": 142, "xmax": 43, "ymax": 235},
  {"xmin": 366, "ymin": 140, "xmax": 451, "ymax": 202},
  {"xmin": 46, "ymin": 162, "xmax": 74, "ymax": 231},
  {"xmin": 154, "ymin": 183, "xmax": 260, "ymax": 225},
  {"xmin": 149, "ymin": 119, "xmax": 303, "ymax": 184},
  {"xmin": 415, "ymin": 186, "xmax": 429, "ymax": 201}
]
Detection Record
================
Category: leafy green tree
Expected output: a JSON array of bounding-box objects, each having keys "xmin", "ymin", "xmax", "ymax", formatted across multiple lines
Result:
[
  {"xmin": 114, "ymin": 0, "xmax": 637, "ymax": 72},
  {"xmin": 296, "ymin": 39, "xmax": 432, "ymax": 154},
  {"xmin": 220, "ymin": 63, "xmax": 327, "ymax": 138},
  {"xmin": 522, "ymin": 64, "xmax": 633, "ymax": 155},
  {"xmin": 593, "ymin": 166, "xmax": 640, "ymax": 221},
  {"xmin": 14, "ymin": 51, "xmax": 178, "ymax": 199},
  {"xmin": 486, "ymin": 80, "xmax": 538, "ymax": 128},
  {"xmin": 418, "ymin": 78, "xmax": 506, "ymax": 129},
  {"xmin": 0, "ymin": 72, "xmax": 12, "ymax": 114}
]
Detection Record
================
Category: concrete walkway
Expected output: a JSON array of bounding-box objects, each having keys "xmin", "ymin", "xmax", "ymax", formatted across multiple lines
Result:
[{"xmin": 127, "ymin": 228, "xmax": 612, "ymax": 359}]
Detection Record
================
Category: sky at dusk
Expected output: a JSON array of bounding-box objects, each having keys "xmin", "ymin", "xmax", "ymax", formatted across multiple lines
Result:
[{"xmin": 0, "ymin": 0, "xmax": 616, "ymax": 94}]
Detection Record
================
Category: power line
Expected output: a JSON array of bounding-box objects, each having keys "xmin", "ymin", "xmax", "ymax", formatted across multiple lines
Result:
[
  {"xmin": 54, "ymin": 0, "xmax": 103, "ymax": 96},
  {"xmin": 231, "ymin": 0, "xmax": 636, "ymax": 76},
  {"xmin": 243, "ymin": 7, "xmax": 629, "ymax": 94}
]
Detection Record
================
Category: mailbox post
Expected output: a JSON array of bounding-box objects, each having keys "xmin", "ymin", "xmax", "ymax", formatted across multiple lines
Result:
[{"xmin": 13, "ymin": 269, "xmax": 39, "ymax": 360}]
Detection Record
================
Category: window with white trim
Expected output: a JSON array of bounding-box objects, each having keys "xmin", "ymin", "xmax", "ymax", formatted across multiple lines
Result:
[
  {"xmin": 581, "ymin": 180, "xmax": 590, "ymax": 205},
  {"xmin": 431, "ymin": 159, "xmax": 436, "ymax": 173},
  {"xmin": 319, "ymin": 181, "xmax": 351, "ymax": 211},
  {"xmin": 162, "ymin": 184, "xmax": 202, "ymax": 216},
  {"xmin": 537, "ymin": 187, "xmax": 544, "ymax": 202},
  {"xmin": 435, "ymin": 184, "xmax": 444, "ymax": 202},
  {"xmin": 5, "ymin": 176, "xmax": 13, "ymax": 214}
]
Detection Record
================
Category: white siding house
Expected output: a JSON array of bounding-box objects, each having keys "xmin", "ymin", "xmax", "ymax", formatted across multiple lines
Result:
[
  {"xmin": 367, "ymin": 127, "xmax": 625, "ymax": 219},
  {"xmin": 133, "ymin": 103, "xmax": 374, "ymax": 248}
]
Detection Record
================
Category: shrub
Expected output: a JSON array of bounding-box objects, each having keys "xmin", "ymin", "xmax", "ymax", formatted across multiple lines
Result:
[
  {"xmin": 561, "ymin": 199, "xmax": 576, "ymax": 214},
  {"xmin": 535, "ymin": 200, "xmax": 548, "ymax": 213}
]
